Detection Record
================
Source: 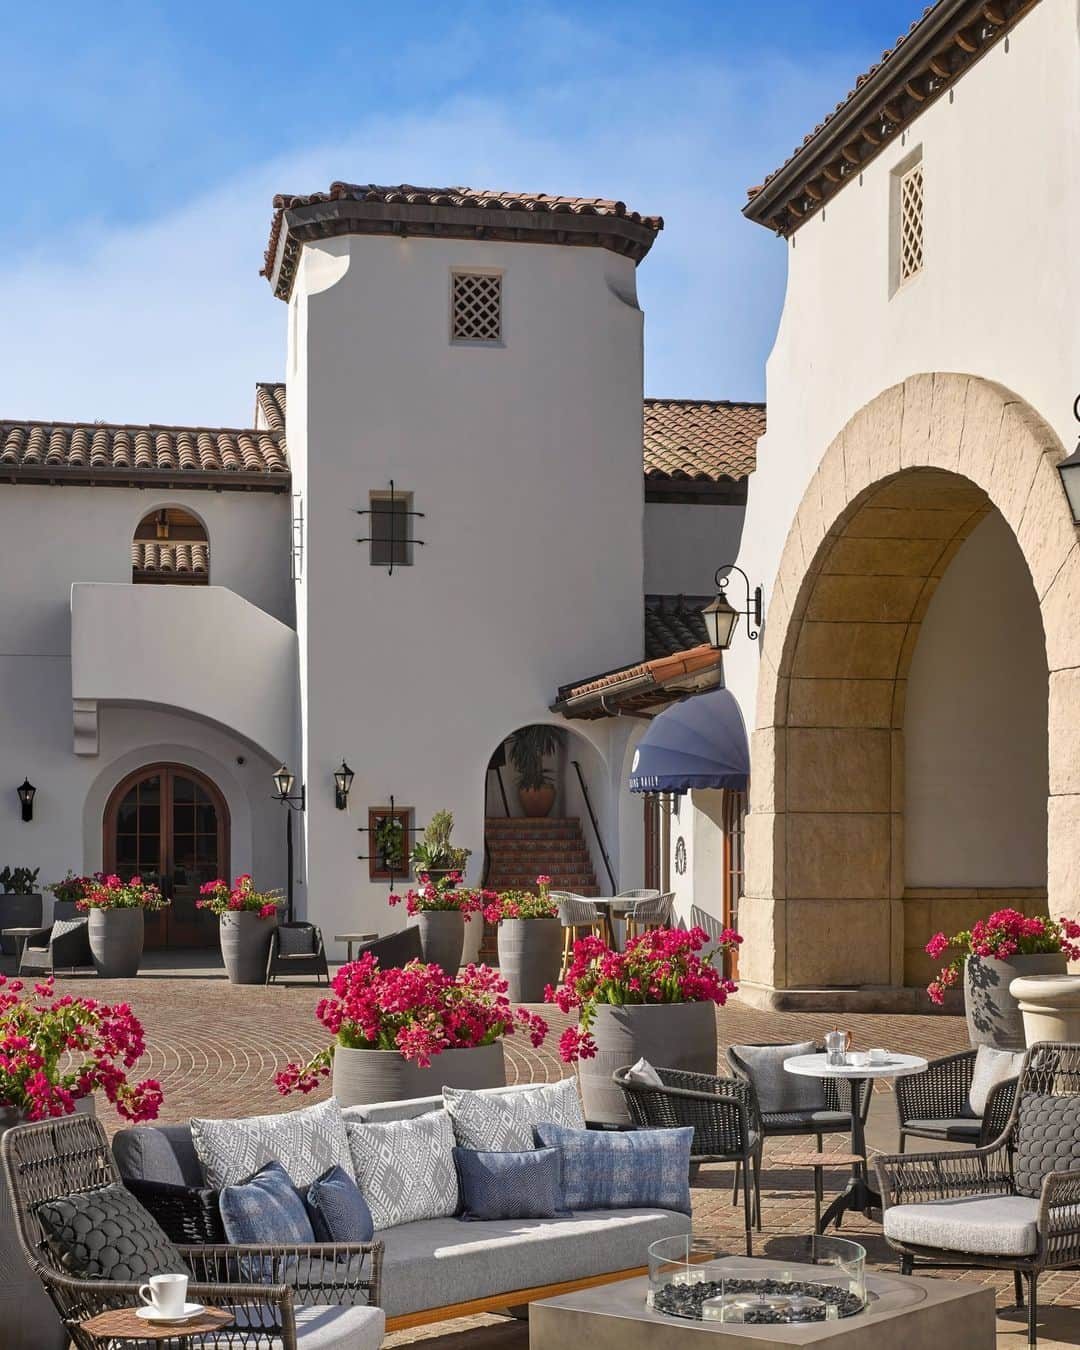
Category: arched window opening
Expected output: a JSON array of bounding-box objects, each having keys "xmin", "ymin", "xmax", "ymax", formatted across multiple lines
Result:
[{"xmin": 132, "ymin": 508, "xmax": 209, "ymax": 584}]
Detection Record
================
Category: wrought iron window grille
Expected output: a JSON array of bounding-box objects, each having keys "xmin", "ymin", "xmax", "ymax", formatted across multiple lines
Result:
[
  {"xmin": 357, "ymin": 795, "xmax": 427, "ymax": 889},
  {"xmin": 356, "ymin": 480, "xmax": 426, "ymax": 575}
]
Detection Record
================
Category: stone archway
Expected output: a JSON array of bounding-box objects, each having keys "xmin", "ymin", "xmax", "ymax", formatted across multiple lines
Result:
[{"xmin": 741, "ymin": 374, "xmax": 1080, "ymax": 993}]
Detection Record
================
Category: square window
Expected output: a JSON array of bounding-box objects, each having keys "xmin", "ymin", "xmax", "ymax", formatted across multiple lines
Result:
[
  {"xmin": 451, "ymin": 272, "xmax": 502, "ymax": 343},
  {"xmin": 368, "ymin": 492, "xmax": 413, "ymax": 568}
]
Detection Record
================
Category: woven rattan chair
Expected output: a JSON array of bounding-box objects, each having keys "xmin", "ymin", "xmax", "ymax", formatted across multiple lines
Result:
[
  {"xmin": 1, "ymin": 1113, "xmax": 384, "ymax": 1350},
  {"xmin": 265, "ymin": 922, "xmax": 330, "ymax": 985},
  {"xmin": 725, "ymin": 1041, "xmax": 872, "ymax": 1149},
  {"xmin": 875, "ymin": 1041, "xmax": 1080, "ymax": 1348},
  {"xmin": 18, "ymin": 900, "xmax": 92, "ymax": 975},
  {"xmin": 615, "ymin": 1065, "xmax": 762, "ymax": 1255},
  {"xmin": 623, "ymin": 891, "xmax": 674, "ymax": 941},
  {"xmin": 552, "ymin": 891, "xmax": 602, "ymax": 980},
  {"xmin": 894, "ymin": 1047, "xmax": 1019, "ymax": 1152}
]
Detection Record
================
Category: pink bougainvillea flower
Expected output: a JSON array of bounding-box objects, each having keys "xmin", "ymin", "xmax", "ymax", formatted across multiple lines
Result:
[{"xmin": 924, "ymin": 910, "xmax": 1080, "ymax": 1004}]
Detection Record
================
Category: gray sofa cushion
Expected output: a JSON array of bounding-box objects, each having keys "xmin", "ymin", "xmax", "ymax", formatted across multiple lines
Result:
[
  {"xmin": 761, "ymin": 1109, "xmax": 850, "ymax": 1130},
  {"xmin": 113, "ymin": 1124, "xmax": 205, "ymax": 1188},
  {"xmin": 293, "ymin": 1304, "xmax": 385, "ymax": 1350},
  {"xmin": 376, "ymin": 1208, "xmax": 690, "ymax": 1318},
  {"xmin": 443, "ymin": 1078, "xmax": 585, "ymax": 1151},
  {"xmin": 731, "ymin": 1042, "xmax": 826, "ymax": 1114},
  {"xmin": 1013, "ymin": 1093, "xmax": 1080, "ymax": 1198},
  {"xmin": 883, "ymin": 1195, "xmax": 1039, "ymax": 1256}
]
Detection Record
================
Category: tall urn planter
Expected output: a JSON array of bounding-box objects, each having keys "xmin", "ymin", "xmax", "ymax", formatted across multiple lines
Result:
[
  {"xmin": 88, "ymin": 908, "xmax": 144, "ymax": 978},
  {"xmin": 965, "ymin": 952, "xmax": 1068, "ymax": 1050},
  {"xmin": 332, "ymin": 1041, "xmax": 506, "ymax": 1106},
  {"xmin": 497, "ymin": 918, "xmax": 562, "ymax": 1003},
  {"xmin": 578, "ymin": 1001, "xmax": 718, "ymax": 1126},
  {"xmin": 409, "ymin": 911, "xmax": 465, "ymax": 977},
  {"xmin": 220, "ymin": 911, "xmax": 278, "ymax": 985}
]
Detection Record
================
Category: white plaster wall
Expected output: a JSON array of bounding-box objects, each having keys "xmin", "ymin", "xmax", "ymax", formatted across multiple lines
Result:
[
  {"xmin": 905, "ymin": 511, "xmax": 1048, "ymax": 886},
  {"xmin": 725, "ymin": 0, "xmax": 1080, "ymax": 725},
  {"xmin": 644, "ymin": 503, "xmax": 745, "ymax": 595},
  {"xmin": 289, "ymin": 233, "xmax": 647, "ymax": 939}
]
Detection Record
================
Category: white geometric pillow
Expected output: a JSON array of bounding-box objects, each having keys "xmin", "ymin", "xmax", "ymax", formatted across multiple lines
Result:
[
  {"xmin": 190, "ymin": 1097, "xmax": 354, "ymax": 1189},
  {"xmin": 443, "ymin": 1078, "xmax": 586, "ymax": 1151},
  {"xmin": 346, "ymin": 1110, "xmax": 459, "ymax": 1231}
]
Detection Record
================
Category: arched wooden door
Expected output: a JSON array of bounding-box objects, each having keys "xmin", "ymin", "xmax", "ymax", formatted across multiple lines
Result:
[{"xmin": 103, "ymin": 764, "xmax": 229, "ymax": 948}]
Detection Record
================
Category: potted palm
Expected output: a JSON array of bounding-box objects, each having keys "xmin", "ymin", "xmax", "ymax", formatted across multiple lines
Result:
[
  {"xmin": 197, "ymin": 874, "xmax": 283, "ymax": 984},
  {"xmin": 508, "ymin": 726, "xmax": 564, "ymax": 817},
  {"xmin": 483, "ymin": 876, "xmax": 562, "ymax": 1002},
  {"xmin": 276, "ymin": 956, "xmax": 547, "ymax": 1106},
  {"xmin": 0, "ymin": 867, "xmax": 42, "ymax": 956},
  {"xmin": 548, "ymin": 925, "xmax": 742, "ymax": 1125},
  {"xmin": 78, "ymin": 873, "xmax": 169, "ymax": 978},
  {"xmin": 389, "ymin": 874, "xmax": 485, "ymax": 976},
  {"xmin": 409, "ymin": 809, "xmax": 471, "ymax": 886}
]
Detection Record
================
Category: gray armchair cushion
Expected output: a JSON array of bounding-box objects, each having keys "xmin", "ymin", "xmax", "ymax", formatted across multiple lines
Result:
[
  {"xmin": 731, "ymin": 1042, "xmax": 826, "ymax": 1114},
  {"xmin": 1014, "ymin": 1092, "xmax": 1080, "ymax": 1198},
  {"xmin": 113, "ymin": 1123, "xmax": 205, "ymax": 1188},
  {"xmin": 900, "ymin": 1117, "xmax": 983, "ymax": 1140},
  {"xmin": 883, "ymin": 1194, "xmax": 1039, "ymax": 1256},
  {"xmin": 761, "ymin": 1109, "xmax": 851, "ymax": 1130},
  {"xmin": 966, "ymin": 1046, "xmax": 1023, "ymax": 1117},
  {"xmin": 278, "ymin": 924, "xmax": 319, "ymax": 956},
  {"xmin": 293, "ymin": 1304, "xmax": 385, "ymax": 1350}
]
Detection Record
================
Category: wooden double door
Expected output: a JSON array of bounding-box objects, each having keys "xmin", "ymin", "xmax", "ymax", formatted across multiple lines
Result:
[{"xmin": 103, "ymin": 764, "xmax": 228, "ymax": 948}]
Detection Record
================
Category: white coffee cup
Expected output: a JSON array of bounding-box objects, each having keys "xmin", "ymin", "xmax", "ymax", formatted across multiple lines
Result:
[
  {"xmin": 139, "ymin": 1272, "xmax": 188, "ymax": 1318},
  {"xmin": 868, "ymin": 1048, "xmax": 888, "ymax": 1065},
  {"xmin": 848, "ymin": 1051, "xmax": 869, "ymax": 1068}
]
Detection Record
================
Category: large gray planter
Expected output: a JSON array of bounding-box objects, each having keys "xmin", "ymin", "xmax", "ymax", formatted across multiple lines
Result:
[
  {"xmin": 88, "ymin": 907, "xmax": 144, "ymax": 978},
  {"xmin": 408, "ymin": 911, "xmax": 465, "ymax": 976},
  {"xmin": 331, "ymin": 1040, "xmax": 506, "ymax": 1106},
  {"xmin": 0, "ymin": 895, "xmax": 42, "ymax": 956},
  {"xmin": 220, "ymin": 911, "xmax": 278, "ymax": 985},
  {"xmin": 578, "ymin": 1000, "xmax": 718, "ymax": 1126},
  {"xmin": 965, "ymin": 952, "xmax": 1068, "ymax": 1050},
  {"xmin": 497, "ymin": 917, "xmax": 562, "ymax": 1003},
  {"xmin": 0, "ymin": 1095, "xmax": 95, "ymax": 1350}
]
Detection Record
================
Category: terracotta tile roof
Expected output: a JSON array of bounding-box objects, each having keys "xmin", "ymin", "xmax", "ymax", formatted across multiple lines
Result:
[
  {"xmin": 262, "ymin": 183, "xmax": 664, "ymax": 300},
  {"xmin": 745, "ymin": 0, "xmax": 1039, "ymax": 235},
  {"xmin": 552, "ymin": 644, "xmax": 723, "ymax": 720},
  {"xmin": 645, "ymin": 595, "xmax": 711, "ymax": 660},
  {"xmin": 255, "ymin": 382, "xmax": 286, "ymax": 432},
  {"xmin": 131, "ymin": 542, "xmax": 209, "ymax": 576},
  {"xmin": 643, "ymin": 399, "xmax": 763, "ymax": 483}
]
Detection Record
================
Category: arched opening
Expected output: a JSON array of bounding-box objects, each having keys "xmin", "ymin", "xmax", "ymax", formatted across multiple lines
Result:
[
  {"xmin": 103, "ymin": 763, "xmax": 229, "ymax": 948},
  {"xmin": 132, "ymin": 507, "xmax": 209, "ymax": 584}
]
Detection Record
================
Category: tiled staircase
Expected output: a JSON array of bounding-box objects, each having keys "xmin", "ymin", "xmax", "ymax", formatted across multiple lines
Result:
[{"xmin": 480, "ymin": 817, "xmax": 599, "ymax": 960}]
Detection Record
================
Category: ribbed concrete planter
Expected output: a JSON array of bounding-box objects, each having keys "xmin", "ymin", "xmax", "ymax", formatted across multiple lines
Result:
[
  {"xmin": 0, "ymin": 895, "xmax": 42, "ymax": 955},
  {"xmin": 331, "ymin": 1040, "xmax": 506, "ymax": 1106},
  {"xmin": 1009, "ymin": 974, "xmax": 1080, "ymax": 1046},
  {"xmin": 578, "ymin": 1000, "xmax": 718, "ymax": 1126},
  {"xmin": 220, "ymin": 911, "xmax": 278, "ymax": 985},
  {"xmin": 461, "ymin": 914, "xmax": 483, "ymax": 967},
  {"xmin": 965, "ymin": 952, "xmax": 1068, "ymax": 1050},
  {"xmin": 497, "ymin": 917, "xmax": 562, "ymax": 1003},
  {"xmin": 409, "ymin": 911, "xmax": 465, "ymax": 976},
  {"xmin": 0, "ymin": 1095, "xmax": 95, "ymax": 1350},
  {"xmin": 88, "ymin": 908, "xmax": 144, "ymax": 978}
]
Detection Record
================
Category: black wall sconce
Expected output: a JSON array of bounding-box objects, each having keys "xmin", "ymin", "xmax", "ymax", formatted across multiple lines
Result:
[
  {"xmin": 16, "ymin": 779, "xmax": 35, "ymax": 823},
  {"xmin": 1056, "ymin": 395, "xmax": 1080, "ymax": 526},
  {"xmin": 334, "ymin": 761, "xmax": 355, "ymax": 811},
  {"xmin": 701, "ymin": 564, "xmax": 764, "ymax": 650}
]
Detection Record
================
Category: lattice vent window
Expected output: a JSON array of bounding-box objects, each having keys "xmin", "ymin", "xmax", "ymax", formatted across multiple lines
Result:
[
  {"xmin": 451, "ymin": 272, "xmax": 502, "ymax": 343},
  {"xmin": 899, "ymin": 163, "xmax": 924, "ymax": 284}
]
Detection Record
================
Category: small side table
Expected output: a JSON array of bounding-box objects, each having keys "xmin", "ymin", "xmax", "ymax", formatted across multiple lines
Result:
[
  {"xmin": 334, "ymin": 931, "xmax": 378, "ymax": 962},
  {"xmin": 2, "ymin": 926, "xmax": 43, "ymax": 971},
  {"xmin": 770, "ymin": 1150, "xmax": 864, "ymax": 1231},
  {"xmin": 79, "ymin": 1306, "xmax": 233, "ymax": 1343}
]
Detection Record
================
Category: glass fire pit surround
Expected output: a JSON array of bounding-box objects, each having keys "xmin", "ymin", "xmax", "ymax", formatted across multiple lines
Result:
[{"xmin": 647, "ymin": 1234, "xmax": 867, "ymax": 1326}]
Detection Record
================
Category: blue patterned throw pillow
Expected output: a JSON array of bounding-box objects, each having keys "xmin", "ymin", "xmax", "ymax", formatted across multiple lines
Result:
[
  {"xmin": 453, "ymin": 1147, "xmax": 563, "ymax": 1221},
  {"xmin": 219, "ymin": 1161, "xmax": 316, "ymax": 1245},
  {"xmin": 305, "ymin": 1164, "xmax": 375, "ymax": 1242},
  {"xmin": 535, "ymin": 1124, "xmax": 693, "ymax": 1215}
]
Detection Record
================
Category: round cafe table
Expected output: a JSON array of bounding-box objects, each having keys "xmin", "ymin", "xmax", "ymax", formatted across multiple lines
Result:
[{"xmin": 784, "ymin": 1051, "xmax": 927, "ymax": 1232}]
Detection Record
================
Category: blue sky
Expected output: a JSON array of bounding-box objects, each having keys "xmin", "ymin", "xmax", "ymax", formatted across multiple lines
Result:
[{"xmin": 1, "ymin": 1, "xmax": 921, "ymax": 425}]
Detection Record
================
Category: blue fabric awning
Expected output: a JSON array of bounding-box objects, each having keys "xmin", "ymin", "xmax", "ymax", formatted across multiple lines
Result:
[{"xmin": 628, "ymin": 687, "xmax": 749, "ymax": 794}]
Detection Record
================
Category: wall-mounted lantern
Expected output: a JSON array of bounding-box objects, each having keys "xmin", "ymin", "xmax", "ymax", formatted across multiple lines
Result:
[
  {"xmin": 334, "ymin": 761, "xmax": 355, "ymax": 811},
  {"xmin": 1056, "ymin": 395, "xmax": 1080, "ymax": 526},
  {"xmin": 701, "ymin": 565, "xmax": 763, "ymax": 650},
  {"xmin": 16, "ymin": 779, "xmax": 35, "ymax": 823}
]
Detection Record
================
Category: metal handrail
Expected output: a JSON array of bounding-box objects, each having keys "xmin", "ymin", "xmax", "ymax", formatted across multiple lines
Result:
[{"xmin": 570, "ymin": 759, "xmax": 617, "ymax": 892}]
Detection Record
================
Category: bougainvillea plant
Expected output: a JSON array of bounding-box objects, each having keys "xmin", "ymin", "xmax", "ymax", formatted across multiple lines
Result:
[
  {"xmin": 47, "ymin": 871, "xmax": 101, "ymax": 904},
  {"xmin": 197, "ymin": 874, "xmax": 283, "ymax": 919},
  {"xmin": 275, "ymin": 956, "xmax": 548, "ymax": 1092},
  {"xmin": 78, "ymin": 874, "xmax": 169, "ymax": 912},
  {"xmin": 482, "ymin": 875, "xmax": 559, "ymax": 923},
  {"xmin": 0, "ymin": 974, "xmax": 163, "ymax": 1122},
  {"xmin": 546, "ymin": 925, "xmax": 742, "ymax": 1064},
  {"xmin": 388, "ymin": 872, "xmax": 487, "ymax": 918},
  {"xmin": 924, "ymin": 909, "xmax": 1080, "ymax": 1005}
]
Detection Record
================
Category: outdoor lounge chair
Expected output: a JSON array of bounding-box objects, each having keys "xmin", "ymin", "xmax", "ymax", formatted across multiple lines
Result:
[
  {"xmin": 1, "ymin": 1113, "xmax": 384, "ymax": 1350},
  {"xmin": 266, "ymin": 921, "xmax": 330, "ymax": 985},
  {"xmin": 350, "ymin": 926, "xmax": 423, "ymax": 970},
  {"xmin": 894, "ymin": 1046, "xmax": 1019, "ymax": 1152},
  {"xmin": 622, "ymin": 890, "xmax": 674, "ymax": 940},
  {"xmin": 17, "ymin": 900, "xmax": 92, "ymax": 976},
  {"xmin": 875, "ymin": 1041, "xmax": 1080, "ymax": 1348}
]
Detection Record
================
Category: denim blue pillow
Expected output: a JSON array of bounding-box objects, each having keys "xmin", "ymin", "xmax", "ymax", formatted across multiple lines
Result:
[
  {"xmin": 219, "ymin": 1161, "xmax": 315, "ymax": 1245},
  {"xmin": 534, "ymin": 1123, "xmax": 693, "ymax": 1215},
  {"xmin": 305, "ymin": 1164, "xmax": 375, "ymax": 1242},
  {"xmin": 453, "ymin": 1147, "xmax": 563, "ymax": 1221}
]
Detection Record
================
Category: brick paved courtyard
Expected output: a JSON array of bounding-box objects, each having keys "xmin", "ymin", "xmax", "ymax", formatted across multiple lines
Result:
[{"xmin": 43, "ymin": 957, "xmax": 1080, "ymax": 1348}]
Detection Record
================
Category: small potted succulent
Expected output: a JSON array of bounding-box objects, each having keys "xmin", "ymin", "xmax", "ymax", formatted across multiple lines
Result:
[
  {"xmin": 483, "ymin": 876, "xmax": 561, "ymax": 1002},
  {"xmin": 409, "ymin": 809, "xmax": 471, "ymax": 886},
  {"xmin": 508, "ymin": 726, "xmax": 564, "ymax": 817},
  {"xmin": 197, "ymin": 874, "xmax": 283, "ymax": 985},
  {"xmin": 78, "ymin": 873, "xmax": 169, "ymax": 978},
  {"xmin": 389, "ymin": 873, "xmax": 485, "ymax": 976},
  {"xmin": 0, "ymin": 867, "xmax": 42, "ymax": 956},
  {"xmin": 276, "ymin": 955, "xmax": 547, "ymax": 1105},
  {"xmin": 547, "ymin": 925, "xmax": 741, "ymax": 1125}
]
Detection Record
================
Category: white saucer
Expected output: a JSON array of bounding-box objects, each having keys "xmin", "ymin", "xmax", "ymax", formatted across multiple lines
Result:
[{"xmin": 136, "ymin": 1301, "xmax": 205, "ymax": 1324}]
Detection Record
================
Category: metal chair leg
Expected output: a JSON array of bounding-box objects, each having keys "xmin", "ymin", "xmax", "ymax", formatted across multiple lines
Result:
[
  {"xmin": 1027, "ymin": 1272, "xmax": 1038, "ymax": 1347},
  {"xmin": 1014, "ymin": 1270, "xmax": 1025, "ymax": 1308},
  {"xmin": 742, "ymin": 1162, "xmax": 753, "ymax": 1256},
  {"xmin": 813, "ymin": 1164, "xmax": 822, "ymax": 1231},
  {"xmin": 732, "ymin": 1160, "xmax": 741, "ymax": 1205},
  {"xmin": 752, "ymin": 1149, "xmax": 762, "ymax": 1231}
]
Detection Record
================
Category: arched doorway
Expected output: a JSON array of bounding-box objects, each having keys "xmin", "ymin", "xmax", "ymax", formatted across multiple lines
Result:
[{"xmin": 103, "ymin": 764, "xmax": 229, "ymax": 948}]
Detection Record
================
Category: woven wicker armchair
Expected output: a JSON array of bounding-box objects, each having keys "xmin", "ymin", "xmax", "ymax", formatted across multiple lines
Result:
[
  {"xmin": 552, "ymin": 891, "xmax": 602, "ymax": 980},
  {"xmin": 614, "ymin": 1065, "xmax": 761, "ymax": 1255},
  {"xmin": 875, "ymin": 1041, "xmax": 1080, "ymax": 1348},
  {"xmin": 622, "ymin": 892, "xmax": 674, "ymax": 941},
  {"xmin": 1, "ymin": 1114, "xmax": 384, "ymax": 1350},
  {"xmin": 894, "ymin": 1047, "xmax": 1018, "ymax": 1151},
  {"xmin": 725, "ymin": 1042, "xmax": 872, "ymax": 1148}
]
